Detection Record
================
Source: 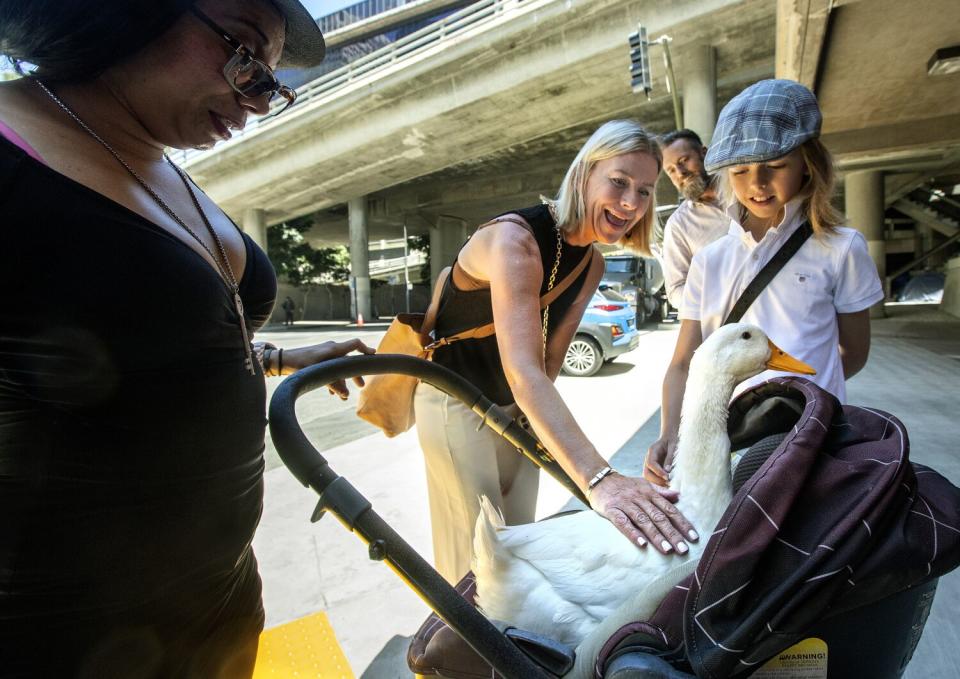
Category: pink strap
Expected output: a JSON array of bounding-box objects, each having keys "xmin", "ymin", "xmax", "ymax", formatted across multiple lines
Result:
[{"xmin": 0, "ymin": 120, "xmax": 45, "ymax": 164}]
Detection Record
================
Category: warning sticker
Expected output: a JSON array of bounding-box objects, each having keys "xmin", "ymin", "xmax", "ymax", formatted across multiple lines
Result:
[{"xmin": 750, "ymin": 637, "xmax": 828, "ymax": 679}]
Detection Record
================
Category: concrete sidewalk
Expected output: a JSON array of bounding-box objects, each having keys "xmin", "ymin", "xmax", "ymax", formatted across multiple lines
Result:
[{"xmin": 252, "ymin": 304, "xmax": 960, "ymax": 678}]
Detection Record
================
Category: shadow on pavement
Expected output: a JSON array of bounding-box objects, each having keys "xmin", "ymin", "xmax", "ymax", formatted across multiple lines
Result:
[
  {"xmin": 359, "ymin": 634, "xmax": 415, "ymax": 679},
  {"xmin": 594, "ymin": 361, "xmax": 636, "ymax": 377}
]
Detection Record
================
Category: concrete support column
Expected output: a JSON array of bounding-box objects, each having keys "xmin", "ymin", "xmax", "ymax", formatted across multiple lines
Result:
[
  {"xmin": 348, "ymin": 196, "xmax": 371, "ymax": 322},
  {"xmin": 681, "ymin": 44, "xmax": 717, "ymax": 144},
  {"xmin": 845, "ymin": 170, "xmax": 886, "ymax": 317},
  {"xmin": 430, "ymin": 215, "xmax": 469, "ymax": 286},
  {"xmin": 943, "ymin": 256, "xmax": 960, "ymax": 319},
  {"xmin": 242, "ymin": 208, "xmax": 268, "ymax": 253},
  {"xmin": 915, "ymin": 223, "xmax": 933, "ymax": 259},
  {"xmin": 429, "ymin": 224, "xmax": 445, "ymax": 287}
]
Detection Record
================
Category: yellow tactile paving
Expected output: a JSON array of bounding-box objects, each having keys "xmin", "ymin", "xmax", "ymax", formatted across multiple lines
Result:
[{"xmin": 252, "ymin": 611, "xmax": 355, "ymax": 679}]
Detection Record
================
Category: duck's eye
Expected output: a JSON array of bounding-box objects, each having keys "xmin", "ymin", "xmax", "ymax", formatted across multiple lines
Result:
[{"xmin": 741, "ymin": 331, "xmax": 752, "ymax": 340}]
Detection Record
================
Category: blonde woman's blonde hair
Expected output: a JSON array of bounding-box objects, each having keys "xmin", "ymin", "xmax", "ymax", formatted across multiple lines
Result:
[
  {"xmin": 543, "ymin": 120, "xmax": 662, "ymax": 256},
  {"xmin": 716, "ymin": 138, "xmax": 842, "ymax": 237}
]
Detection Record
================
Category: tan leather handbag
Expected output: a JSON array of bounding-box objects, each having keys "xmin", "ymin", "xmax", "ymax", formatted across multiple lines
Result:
[
  {"xmin": 355, "ymin": 266, "xmax": 456, "ymax": 437},
  {"xmin": 356, "ymin": 217, "xmax": 592, "ymax": 437}
]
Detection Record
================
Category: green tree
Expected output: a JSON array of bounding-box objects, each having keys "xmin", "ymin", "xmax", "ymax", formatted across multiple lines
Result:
[
  {"xmin": 407, "ymin": 233, "xmax": 429, "ymax": 259},
  {"xmin": 267, "ymin": 216, "xmax": 350, "ymax": 285},
  {"xmin": 268, "ymin": 216, "xmax": 351, "ymax": 318},
  {"xmin": 407, "ymin": 233, "xmax": 430, "ymax": 281}
]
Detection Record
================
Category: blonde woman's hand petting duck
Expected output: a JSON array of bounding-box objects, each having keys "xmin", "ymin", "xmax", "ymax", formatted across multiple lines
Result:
[{"xmin": 471, "ymin": 323, "xmax": 815, "ymax": 647}]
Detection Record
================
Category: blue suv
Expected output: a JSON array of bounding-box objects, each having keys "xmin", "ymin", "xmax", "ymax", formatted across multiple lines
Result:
[{"xmin": 562, "ymin": 285, "xmax": 640, "ymax": 377}]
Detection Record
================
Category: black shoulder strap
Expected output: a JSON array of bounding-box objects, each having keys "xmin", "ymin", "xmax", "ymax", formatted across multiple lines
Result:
[{"xmin": 723, "ymin": 221, "xmax": 813, "ymax": 325}]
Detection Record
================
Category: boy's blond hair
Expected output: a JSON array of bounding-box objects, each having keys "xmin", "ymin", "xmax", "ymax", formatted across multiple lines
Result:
[{"xmin": 717, "ymin": 138, "xmax": 842, "ymax": 237}]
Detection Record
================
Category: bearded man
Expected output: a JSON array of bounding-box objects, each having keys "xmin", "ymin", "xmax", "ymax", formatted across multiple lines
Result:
[{"xmin": 659, "ymin": 130, "xmax": 730, "ymax": 307}]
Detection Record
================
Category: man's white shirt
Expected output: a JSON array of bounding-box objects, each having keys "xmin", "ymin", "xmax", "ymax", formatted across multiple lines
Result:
[
  {"xmin": 680, "ymin": 199, "xmax": 884, "ymax": 402},
  {"xmin": 662, "ymin": 199, "xmax": 730, "ymax": 308}
]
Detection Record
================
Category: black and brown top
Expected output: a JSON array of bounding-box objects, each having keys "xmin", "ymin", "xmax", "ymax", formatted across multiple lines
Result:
[{"xmin": 431, "ymin": 203, "xmax": 593, "ymax": 405}]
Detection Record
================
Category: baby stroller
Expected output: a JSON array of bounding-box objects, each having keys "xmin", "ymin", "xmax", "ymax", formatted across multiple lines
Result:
[{"xmin": 270, "ymin": 356, "xmax": 960, "ymax": 678}]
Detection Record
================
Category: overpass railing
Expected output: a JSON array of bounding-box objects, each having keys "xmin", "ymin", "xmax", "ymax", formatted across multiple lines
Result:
[
  {"xmin": 174, "ymin": 0, "xmax": 527, "ymax": 166},
  {"xmin": 318, "ymin": 0, "xmax": 412, "ymax": 34}
]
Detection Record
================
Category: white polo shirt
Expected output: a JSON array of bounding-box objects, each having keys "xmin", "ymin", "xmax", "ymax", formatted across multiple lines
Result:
[
  {"xmin": 680, "ymin": 199, "xmax": 884, "ymax": 402},
  {"xmin": 662, "ymin": 199, "xmax": 730, "ymax": 308}
]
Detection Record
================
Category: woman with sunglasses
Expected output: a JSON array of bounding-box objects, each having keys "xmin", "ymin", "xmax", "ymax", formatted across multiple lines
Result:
[{"xmin": 0, "ymin": 1, "xmax": 371, "ymax": 676}]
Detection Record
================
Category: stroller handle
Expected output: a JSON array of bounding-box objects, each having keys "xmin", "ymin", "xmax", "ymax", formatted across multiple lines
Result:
[
  {"xmin": 269, "ymin": 354, "xmax": 588, "ymax": 504},
  {"xmin": 268, "ymin": 354, "xmax": 560, "ymax": 679}
]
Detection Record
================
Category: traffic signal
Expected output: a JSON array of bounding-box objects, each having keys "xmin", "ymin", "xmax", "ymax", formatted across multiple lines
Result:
[{"xmin": 628, "ymin": 25, "xmax": 651, "ymax": 97}]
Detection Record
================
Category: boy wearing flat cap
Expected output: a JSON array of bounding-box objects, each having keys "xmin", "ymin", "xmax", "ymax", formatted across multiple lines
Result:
[{"xmin": 645, "ymin": 79, "xmax": 883, "ymax": 487}]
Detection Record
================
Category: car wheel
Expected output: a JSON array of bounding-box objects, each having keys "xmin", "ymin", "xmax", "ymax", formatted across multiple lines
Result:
[
  {"xmin": 636, "ymin": 304, "xmax": 647, "ymax": 326},
  {"xmin": 654, "ymin": 299, "xmax": 665, "ymax": 322},
  {"xmin": 661, "ymin": 298, "xmax": 672, "ymax": 323},
  {"xmin": 563, "ymin": 336, "xmax": 602, "ymax": 377}
]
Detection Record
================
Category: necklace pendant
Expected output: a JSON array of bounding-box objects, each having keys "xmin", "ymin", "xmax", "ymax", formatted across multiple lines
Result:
[{"xmin": 234, "ymin": 291, "xmax": 257, "ymax": 376}]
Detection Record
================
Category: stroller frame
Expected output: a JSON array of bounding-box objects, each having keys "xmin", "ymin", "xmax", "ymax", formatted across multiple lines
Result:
[{"xmin": 270, "ymin": 354, "xmax": 582, "ymax": 679}]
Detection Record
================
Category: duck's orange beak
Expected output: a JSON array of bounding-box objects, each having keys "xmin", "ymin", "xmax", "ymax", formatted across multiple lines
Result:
[{"xmin": 766, "ymin": 339, "xmax": 816, "ymax": 375}]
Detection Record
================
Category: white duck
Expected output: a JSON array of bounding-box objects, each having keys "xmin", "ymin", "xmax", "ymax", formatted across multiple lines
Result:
[{"xmin": 471, "ymin": 323, "xmax": 814, "ymax": 646}]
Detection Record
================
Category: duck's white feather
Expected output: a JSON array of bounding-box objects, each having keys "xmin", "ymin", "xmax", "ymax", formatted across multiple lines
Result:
[{"xmin": 472, "ymin": 324, "xmax": 775, "ymax": 647}]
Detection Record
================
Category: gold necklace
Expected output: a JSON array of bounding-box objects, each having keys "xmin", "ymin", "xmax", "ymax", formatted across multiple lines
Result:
[
  {"xmin": 36, "ymin": 79, "xmax": 257, "ymax": 375},
  {"xmin": 541, "ymin": 212, "xmax": 563, "ymax": 361}
]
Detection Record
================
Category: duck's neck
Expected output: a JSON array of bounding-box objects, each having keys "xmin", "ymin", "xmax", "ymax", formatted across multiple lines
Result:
[{"xmin": 672, "ymin": 367, "xmax": 735, "ymax": 530}]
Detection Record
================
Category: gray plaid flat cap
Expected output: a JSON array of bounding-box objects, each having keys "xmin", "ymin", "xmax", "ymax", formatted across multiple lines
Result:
[{"xmin": 704, "ymin": 79, "xmax": 821, "ymax": 173}]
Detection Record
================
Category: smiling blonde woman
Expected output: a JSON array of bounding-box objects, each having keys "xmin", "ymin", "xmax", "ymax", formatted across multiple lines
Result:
[{"xmin": 414, "ymin": 120, "xmax": 699, "ymax": 585}]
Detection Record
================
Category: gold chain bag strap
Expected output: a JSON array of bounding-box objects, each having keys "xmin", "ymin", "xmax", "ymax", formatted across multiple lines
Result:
[
  {"xmin": 541, "ymin": 220, "xmax": 563, "ymax": 359},
  {"xmin": 356, "ymin": 215, "xmax": 588, "ymax": 437}
]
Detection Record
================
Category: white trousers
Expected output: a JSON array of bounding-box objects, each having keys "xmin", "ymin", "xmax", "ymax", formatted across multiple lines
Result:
[{"xmin": 414, "ymin": 382, "xmax": 540, "ymax": 584}]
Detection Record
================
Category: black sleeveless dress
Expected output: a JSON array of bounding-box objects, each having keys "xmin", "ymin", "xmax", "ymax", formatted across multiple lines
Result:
[
  {"xmin": 431, "ymin": 204, "xmax": 593, "ymax": 405},
  {"xmin": 0, "ymin": 137, "xmax": 276, "ymax": 675}
]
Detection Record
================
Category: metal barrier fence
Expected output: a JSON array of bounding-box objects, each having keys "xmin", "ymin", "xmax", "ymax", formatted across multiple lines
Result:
[
  {"xmin": 273, "ymin": 283, "xmax": 431, "ymax": 322},
  {"xmin": 175, "ymin": 0, "xmax": 524, "ymax": 166},
  {"xmin": 318, "ymin": 0, "xmax": 411, "ymax": 34}
]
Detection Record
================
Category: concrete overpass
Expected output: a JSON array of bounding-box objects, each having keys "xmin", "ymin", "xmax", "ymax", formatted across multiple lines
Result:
[
  {"xmin": 181, "ymin": 0, "xmax": 960, "ymax": 319},
  {"xmin": 318, "ymin": 0, "xmax": 475, "ymax": 49},
  {"xmin": 780, "ymin": 0, "xmax": 960, "ymax": 310},
  {"xmin": 183, "ymin": 0, "xmax": 777, "ymax": 316}
]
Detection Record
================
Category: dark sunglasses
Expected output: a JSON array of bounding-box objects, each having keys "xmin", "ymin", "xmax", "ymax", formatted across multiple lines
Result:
[{"xmin": 191, "ymin": 7, "xmax": 296, "ymax": 113}]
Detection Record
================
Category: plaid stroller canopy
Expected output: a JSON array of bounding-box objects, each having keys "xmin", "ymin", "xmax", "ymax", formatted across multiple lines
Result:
[{"xmin": 597, "ymin": 378, "xmax": 960, "ymax": 678}]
